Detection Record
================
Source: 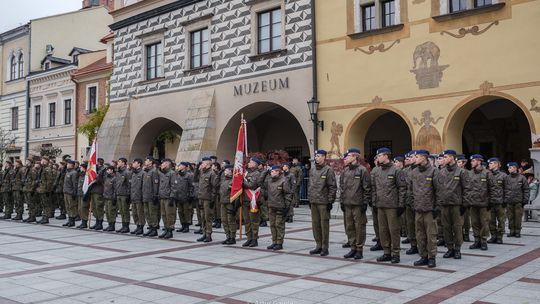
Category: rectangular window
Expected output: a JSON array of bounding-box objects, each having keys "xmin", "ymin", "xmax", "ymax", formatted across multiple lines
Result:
[
  {"xmin": 145, "ymin": 42, "xmax": 162, "ymax": 80},
  {"xmin": 88, "ymin": 86, "xmax": 97, "ymax": 113},
  {"xmin": 258, "ymin": 8, "xmax": 282, "ymax": 54},
  {"xmin": 49, "ymin": 103, "xmax": 56, "ymax": 127},
  {"xmin": 190, "ymin": 28, "xmax": 210, "ymax": 69},
  {"xmin": 474, "ymin": 0, "xmax": 492, "ymax": 7},
  {"xmin": 34, "ymin": 105, "xmax": 41, "ymax": 129},
  {"xmin": 11, "ymin": 107, "xmax": 18, "ymax": 130},
  {"xmin": 382, "ymin": 0, "xmax": 396, "ymax": 27},
  {"xmin": 362, "ymin": 4, "xmax": 376, "ymax": 31},
  {"xmin": 64, "ymin": 99, "xmax": 72, "ymax": 125},
  {"xmin": 450, "ymin": 0, "xmax": 468, "ymax": 12}
]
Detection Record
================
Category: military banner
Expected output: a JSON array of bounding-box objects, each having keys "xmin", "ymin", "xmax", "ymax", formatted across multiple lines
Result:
[
  {"xmin": 230, "ymin": 116, "xmax": 246, "ymax": 202},
  {"xmin": 83, "ymin": 140, "xmax": 98, "ymax": 195}
]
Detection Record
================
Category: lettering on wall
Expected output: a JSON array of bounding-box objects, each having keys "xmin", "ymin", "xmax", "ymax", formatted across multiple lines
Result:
[{"xmin": 233, "ymin": 77, "xmax": 289, "ymax": 96}]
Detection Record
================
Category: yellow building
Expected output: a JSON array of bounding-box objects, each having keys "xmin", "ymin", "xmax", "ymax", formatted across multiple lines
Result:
[{"xmin": 315, "ymin": 0, "xmax": 540, "ymax": 165}]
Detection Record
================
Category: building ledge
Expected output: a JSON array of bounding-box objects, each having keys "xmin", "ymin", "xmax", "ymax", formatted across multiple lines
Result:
[
  {"xmin": 432, "ymin": 3, "xmax": 505, "ymax": 22},
  {"xmin": 249, "ymin": 49, "xmax": 287, "ymax": 61},
  {"xmin": 348, "ymin": 24, "xmax": 405, "ymax": 40},
  {"xmin": 5, "ymin": 78, "xmax": 25, "ymax": 84},
  {"xmin": 137, "ymin": 77, "xmax": 165, "ymax": 86},
  {"xmin": 183, "ymin": 65, "xmax": 212, "ymax": 74}
]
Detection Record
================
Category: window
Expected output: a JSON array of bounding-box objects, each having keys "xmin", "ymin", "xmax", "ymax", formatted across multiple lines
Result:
[
  {"xmin": 190, "ymin": 28, "xmax": 210, "ymax": 69},
  {"xmin": 474, "ymin": 0, "xmax": 492, "ymax": 7},
  {"xmin": 49, "ymin": 103, "xmax": 56, "ymax": 127},
  {"xmin": 73, "ymin": 54, "xmax": 79, "ymax": 64},
  {"xmin": 11, "ymin": 107, "xmax": 18, "ymax": 130},
  {"xmin": 362, "ymin": 4, "xmax": 376, "ymax": 31},
  {"xmin": 450, "ymin": 0, "xmax": 468, "ymax": 12},
  {"xmin": 44, "ymin": 62, "xmax": 50, "ymax": 70},
  {"xmin": 10, "ymin": 56, "xmax": 16, "ymax": 80},
  {"xmin": 64, "ymin": 99, "xmax": 72, "ymax": 125},
  {"xmin": 88, "ymin": 86, "xmax": 97, "ymax": 113},
  {"xmin": 382, "ymin": 1, "xmax": 396, "ymax": 27},
  {"xmin": 145, "ymin": 42, "xmax": 162, "ymax": 80},
  {"xmin": 257, "ymin": 8, "xmax": 282, "ymax": 54},
  {"xmin": 34, "ymin": 105, "xmax": 41, "ymax": 129},
  {"xmin": 17, "ymin": 54, "xmax": 24, "ymax": 78}
]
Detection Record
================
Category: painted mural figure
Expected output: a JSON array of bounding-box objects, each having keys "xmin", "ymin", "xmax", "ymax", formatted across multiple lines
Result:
[
  {"xmin": 414, "ymin": 110, "xmax": 443, "ymax": 154},
  {"xmin": 329, "ymin": 122, "xmax": 343, "ymax": 158}
]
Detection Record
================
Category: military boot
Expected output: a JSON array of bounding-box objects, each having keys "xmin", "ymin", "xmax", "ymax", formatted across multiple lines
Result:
[
  {"xmin": 12, "ymin": 214, "xmax": 23, "ymax": 221},
  {"xmin": 119, "ymin": 223, "xmax": 130, "ymax": 233},
  {"xmin": 159, "ymin": 228, "xmax": 169, "ymax": 239},
  {"xmin": 212, "ymin": 220, "xmax": 218, "ymax": 228},
  {"xmin": 370, "ymin": 242, "xmax": 383, "ymax": 251},
  {"xmin": 414, "ymin": 257, "xmax": 429, "ymax": 266},
  {"xmin": 182, "ymin": 225, "xmax": 190, "ymax": 233},
  {"xmin": 454, "ymin": 248, "xmax": 462, "ymax": 259},
  {"xmin": 130, "ymin": 225, "xmax": 138, "ymax": 234},
  {"xmin": 391, "ymin": 256, "xmax": 400, "ymax": 264},
  {"xmin": 469, "ymin": 241, "xmax": 481, "ymax": 249},
  {"xmin": 267, "ymin": 243, "xmax": 277, "ymax": 250},
  {"xmin": 406, "ymin": 246, "xmax": 419, "ymax": 255},
  {"xmin": 194, "ymin": 228, "xmax": 203, "ymax": 234},
  {"xmin": 77, "ymin": 220, "xmax": 87, "ymax": 229},
  {"xmin": 443, "ymin": 249, "xmax": 455, "ymax": 258},
  {"xmin": 487, "ymin": 236, "xmax": 497, "ymax": 244},
  {"xmin": 463, "ymin": 233, "xmax": 470, "ymax": 242},
  {"xmin": 428, "ymin": 258, "xmax": 436, "ymax": 268},
  {"xmin": 376, "ymin": 254, "xmax": 392, "ymax": 262},
  {"xmin": 223, "ymin": 238, "xmax": 231, "ymax": 245},
  {"xmin": 2, "ymin": 214, "xmax": 12, "ymax": 220},
  {"xmin": 507, "ymin": 231, "xmax": 515, "ymax": 237},
  {"xmin": 74, "ymin": 215, "xmax": 81, "ymax": 221},
  {"xmin": 242, "ymin": 239, "xmax": 252, "ymax": 247},
  {"xmin": 164, "ymin": 229, "xmax": 173, "ymax": 239},
  {"xmin": 26, "ymin": 216, "xmax": 37, "ymax": 223},
  {"xmin": 320, "ymin": 249, "xmax": 329, "ymax": 256},
  {"xmin": 309, "ymin": 247, "xmax": 322, "ymax": 255},
  {"xmin": 197, "ymin": 234, "xmax": 207, "ymax": 242},
  {"xmin": 135, "ymin": 225, "xmax": 144, "ymax": 235},
  {"xmin": 227, "ymin": 238, "xmax": 236, "ymax": 245},
  {"xmin": 480, "ymin": 241, "xmax": 488, "ymax": 251},
  {"xmin": 496, "ymin": 238, "xmax": 503, "ymax": 244},
  {"xmin": 62, "ymin": 218, "xmax": 71, "ymax": 227},
  {"xmin": 436, "ymin": 239, "xmax": 445, "ymax": 247},
  {"xmin": 38, "ymin": 217, "xmax": 49, "ymax": 224},
  {"xmin": 55, "ymin": 213, "xmax": 66, "ymax": 220},
  {"xmin": 105, "ymin": 222, "xmax": 116, "ymax": 231},
  {"xmin": 204, "ymin": 235, "xmax": 212, "ymax": 242},
  {"xmin": 176, "ymin": 225, "xmax": 183, "ymax": 232},
  {"xmin": 344, "ymin": 250, "xmax": 356, "ymax": 259},
  {"xmin": 249, "ymin": 239, "xmax": 258, "ymax": 247},
  {"xmin": 94, "ymin": 220, "xmax": 103, "ymax": 231},
  {"xmin": 342, "ymin": 242, "xmax": 351, "ymax": 248},
  {"xmin": 147, "ymin": 227, "xmax": 158, "ymax": 237},
  {"xmin": 273, "ymin": 244, "xmax": 283, "ymax": 251},
  {"xmin": 90, "ymin": 221, "xmax": 98, "ymax": 230},
  {"xmin": 260, "ymin": 220, "xmax": 268, "ymax": 227},
  {"xmin": 515, "ymin": 231, "xmax": 521, "ymax": 238},
  {"xmin": 401, "ymin": 238, "xmax": 410, "ymax": 244},
  {"xmin": 215, "ymin": 219, "xmax": 221, "ymax": 229},
  {"xmin": 353, "ymin": 251, "xmax": 363, "ymax": 260},
  {"xmin": 67, "ymin": 217, "xmax": 76, "ymax": 227}
]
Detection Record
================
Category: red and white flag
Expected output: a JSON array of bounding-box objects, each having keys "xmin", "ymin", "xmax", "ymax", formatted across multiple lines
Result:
[
  {"xmin": 245, "ymin": 188, "xmax": 261, "ymax": 213},
  {"xmin": 83, "ymin": 140, "xmax": 98, "ymax": 195},
  {"xmin": 230, "ymin": 118, "xmax": 246, "ymax": 202}
]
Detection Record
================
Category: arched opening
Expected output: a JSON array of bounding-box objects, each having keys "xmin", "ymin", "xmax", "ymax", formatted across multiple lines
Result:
[
  {"xmin": 446, "ymin": 96, "xmax": 533, "ymax": 163},
  {"xmin": 346, "ymin": 108, "xmax": 413, "ymax": 165},
  {"xmin": 130, "ymin": 118, "xmax": 183, "ymax": 160},
  {"xmin": 217, "ymin": 102, "xmax": 310, "ymax": 161}
]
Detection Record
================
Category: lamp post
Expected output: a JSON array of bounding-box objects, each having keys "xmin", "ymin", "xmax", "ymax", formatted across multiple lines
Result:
[{"xmin": 307, "ymin": 97, "xmax": 324, "ymax": 150}]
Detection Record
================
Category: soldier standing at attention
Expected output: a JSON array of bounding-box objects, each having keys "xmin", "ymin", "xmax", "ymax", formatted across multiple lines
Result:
[
  {"xmin": 456, "ymin": 155, "xmax": 471, "ymax": 242},
  {"xmin": 0, "ymin": 163, "xmax": 3, "ymax": 213},
  {"xmin": 242, "ymin": 157, "xmax": 263, "ymax": 247},
  {"xmin": 115, "ymin": 158, "xmax": 131, "ymax": 233},
  {"xmin": 467, "ymin": 154, "xmax": 494, "ymax": 251},
  {"xmin": 103, "ymin": 165, "xmax": 117, "ymax": 232},
  {"xmin": 371, "ymin": 148, "xmax": 406, "ymax": 263},
  {"xmin": 37, "ymin": 157, "xmax": 54, "ymax": 224},
  {"xmin": 11, "ymin": 160, "xmax": 24, "ymax": 220},
  {"xmin": 220, "ymin": 164, "xmax": 237, "ymax": 244},
  {"xmin": 409, "ymin": 150, "xmax": 439, "ymax": 268},
  {"xmin": 402, "ymin": 151, "xmax": 419, "ymax": 255},
  {"xmin": 1, "ymin": 161, "xmax": 14, "ymax": 219},
  {"xmin": 172, "ymin": 162, "xmax": 194, "ymax": 233},
  {"xmin": 76, "ymin": 164, "xmax": 89, "ymax": 229},
  {"xmin": 505, "ymin": 162, "xmax": 530, "ymax": 238},
  {"xmin": 308, "ymin": 150, "xmax": 337, "ymax": 257},
  {"xmin": 89, "ymin": 159, "xmax": 106, "ymax": 231},
  {"xmin": 340, "ymin": 152, "xmax": 351, "ymax": 249},
  {"xmin": 282, "ymin": 163, "xmax": 297, "ymax": 223},
  {"xmin": 130, "ymin": 159, "xmax": 145, "ymax": 235},
  {"xmin": 53, "ymin": 161, "xmax": 67, "ymax": 220},
  {"xmin": 198, "ymin": 157, "xmax": 217, "ymax": 243},
  {"xmin": 487, "ymin": 157, "xmax": 507, "ymax": 244},
  {"xmin": 158, "ymin": 159, "xmax": 175, "ymax": 239},
  {"xmin": 22, "ymin": 159, "xmax": 37, "ymax": 222},
  {"xmin": 393, "ymin": 156, "xmax": 407, "ymax": 239},
  {"xmin": 290, "ymin": 158, "xmax": 303, "ymax": 209},
  {"xmin": 142, "ymin": 157, "xmax": 160, "ymax": 236},
  {"xmin": 62, "ymin": 160, "xmax": 79, "ymax": 227},
  {"xmin": 265, "ymin": 165, "xmax": 292, "ymax": 251},
  {"xmin": 258, "ymin": 161, "xmax": 269, "ymax": 227},
  {"xmin": 436, "ymin": 150, "xmax": 468, "ymax": 260}
]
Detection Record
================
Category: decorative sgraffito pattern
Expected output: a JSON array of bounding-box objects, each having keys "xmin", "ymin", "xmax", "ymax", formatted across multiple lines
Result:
[{"xmin": 110, "ymin": 0, "xmax": 313, "ymax": 102}]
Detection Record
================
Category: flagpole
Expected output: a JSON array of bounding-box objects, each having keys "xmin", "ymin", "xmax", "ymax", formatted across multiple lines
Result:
[{"xmin": 238, "ymin": 114, "xmax": 244, "ymax": 241}]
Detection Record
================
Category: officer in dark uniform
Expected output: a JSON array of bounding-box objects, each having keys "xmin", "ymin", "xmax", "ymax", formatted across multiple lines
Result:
[
  {"xmin": 467, "ymin": 154, "xmax": 494, "ymax": 251},
  {"xmin": 456, "ymin": 155, "xmax": 471, "ymax": 242},
  {"xmin": 487, "ymin": 157, "xmax": 507, "ymax": 244}
]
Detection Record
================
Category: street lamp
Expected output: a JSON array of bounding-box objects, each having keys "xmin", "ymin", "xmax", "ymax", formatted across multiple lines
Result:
[{"xmin": 307, "ymin": 97, "xmax": 324, "ymax": 150}]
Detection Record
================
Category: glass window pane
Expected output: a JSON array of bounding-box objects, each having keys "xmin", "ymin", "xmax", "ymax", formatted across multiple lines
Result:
[
  {"xmin": 202, "ymin": 29, "xmax": 209, "ymax": 42},
  {"xmin": 202, "ymin": 53, "xmax": 209, "ymax": 66},
  {"xmin": 260, "ymin": 39, "xmax": 270, "ymax": 53},
  {"xmin": 193, "ymin": 43, "xmax": 201, "ymax": 55},
  {"xmin": 272, "ymin": 36, "xmax": 281, "ymax": 50},
  {"xmin": 202, "ymin": 41, "xmax": 209, "ymax": 54},
  {"xmin": 272, "ymin": 9, "xmax": 281, "ymax": 23},
  {"xmin": 272, "ymin": 22, "xmax": 281, "ymax": 38},
  {"xmin": 193, "ymin": 56, "xmax": 200, "ymax": 68},
  {"xmin": 260, "ymin": 12, "xmax": 270, "ymax": 26},
  {"xmin": 259, "ymin": 25, "xmax": 270, "ymax": 40},
  {"xmin": 156, "ymin": 54, "xmax": 162, "ymax": 67},
  {"xmin": 193, "ymin": 32, "xmax": 200, "ymax": 44}
]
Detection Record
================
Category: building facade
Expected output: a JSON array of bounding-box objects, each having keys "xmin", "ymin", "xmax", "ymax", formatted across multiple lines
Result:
[
  {"xmin": 98, "ymin": 0, "xmax": 314, "ymax": 162},
  {"xmin": 316, "ymin": 0, "xmax": 540, "ymax": 165},
  {"xmin": 0, "ymin": 25, "xmax": 30, "ymax": 161}
]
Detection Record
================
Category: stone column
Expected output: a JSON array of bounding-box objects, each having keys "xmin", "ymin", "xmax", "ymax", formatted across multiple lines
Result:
[{"xmin": 529, "ymin": 147, "xmax": 540, "ymax": 220}]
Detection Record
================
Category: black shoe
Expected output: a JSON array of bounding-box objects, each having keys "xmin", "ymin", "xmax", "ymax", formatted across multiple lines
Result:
[
  {"xmin": 77, "ymin": 220, "xmax": 87, "ymax": 229},
  {"xmin": 454, "ymin": 249, "xmax": 462, "ymax": 259},
  {"xmin": 242, "ymin": 240, "xmax": 252, "ymax": 247},
  {"xmin": 2, "ymin": 214, "xmax": 12, "ymax": 219},
  {"xmin": 391, "ymin": 256, "xmax": 400, "ymax": 264},
  {"xmin": 469, "ymin": 242, "xmax": 481, "ymax": 249},
  {"xmin": 105, "ymin": 223, "xmax": 116, "ymax": 231},
  {"xmin": 159, "ymin": 229, "xmax": 169, "ymax": 238},
  {"xmin": 428, "ymin": 258, "xmax": 436, "ymax": 268},
  {"xmin": 182, "ymin": 225, "xmax": 190, "ymax": 233},
  {"xmin": 515, "ymin": 232, "xmax": 521, "ymax": 238},
  {"xmin": 480, "ymin": 242, "xmax": 488, "ymax": 251},
  {"xmin": 406, "ymin": 246, "xmax": 419, "ymax": 255},
  {"xmin": 195, "ymin": 223, "xmax": 201, "ymax": 226},
  {"xmin": 344, "ymin": 250, "xmax": 356, "ymax": 259},
  {"xmin": 135, "ymin": 225, "xmax": 144, "ymax": 235},
  {"xmin": 203, "ymin": 235, "xmax": 212, "ymax": 242},
  {"xmin": 40, "ymin": 217, "xmax": 49, "ymax": 224},
  {"xmin": 436, "ymin": 239, "xmax": 445, "ymax": 247},
  {"xmin": 320, "ymin": 249, "xmax": 329, "ymax": 256},
  {"xmin": 507, "ymin": 232, "xmax": 515, "ymax": 237},
  {"xmin": 143, "ymin": 227, "xmax": 153, "ymax": 236},
  {"xmin": 310, "ymin": 248, "xmax": 322, "ymax": 255},
  {"xmin": 286, "ymin": 218, "xmax": 293, "ymax": 223},
  {"xmin": 176, "ymin": 225, "xmax": 184, "ymax": 232},
  {"xmin": 267, "ymin": 243, "xmax": 277, "ymax": 250},
  {"xmin": 353, "ymin": 251, "xmax": 363, "ymax": 260},
  {"xmin": 215, "ymin": 220, "xmax": 221, "ymax": 229},
  {"xmin": 443, "ymin": 249, "xmax": 455, "ymax": 258},
  {"xmin": 23, "ymin": 217, "xmax": 29, "ymax": 222},
  {"xmin": 414, "ymin": 257, "xmax": 429, "ymax": 266},
  {"xmin": 120, "ymin": 223, "xmax": 130, "ymax": 233},
  {"xmin": 487, "ymin": 236, "xmax": 497, "ymax": 244},
  {"xmin": 260, "ymin": 221, "xmax": 268, "ymax": 227},
  {"xmin": 62, "ymin": 219, "xmax": 71, "ymax": 226},
  {"xmin": 372, "ymin": 237, "xmax": 377, "ymax": 242},
  {"xmin": 94, "ymin": 220, "xmax": 104, "ymax": 231},
  {"xmin": 164, "ymin": 229, "xmax": 173, "ymax": 239},
  {"xmin": 194, "ymin": 229, "xmax": 203, "ymax": 235},
  {"xmin": 370, "ymin": 243, "xmax": 383, "ymax": 251},
  {"xmin": 26, "ymin": 217, "xmax": 37, "ymax": 223},
  {"xmin": 74, "ymin": 216, "xmax": 81, "ymax": 221},
  {"xmin": 212, "ymin": 221, "xmax": 218, "ymax": 228},
  {"xmin": 148, "ymin": 227, "xmax": 158, "ymax": 237},
  {"xmin": 342, "ymin": 242, "xmax": 351, "ymax": 248},
  {"xmin": 496, "ymin": 238, "xmax": 503, "ymax": 244},
  {"xmin": 273, "ymin": 244, "xmax": 283, "ymax": 251},
  {"xmin": 376, "ymin": 254, "xmax": 392, "ymax": 262},
  {"xmin": 249, "ymin": 240, "xmax": 258, "ymax": 247},
  {"xmin": 12, "ymin": 214, "xmax": 23, "ymax": 221},
  {"xmin": 400, "ymin": 229, "xmax": 407, "ymax": 238},
  {"xmin": 197, "ymin": 235, "xmax": 207, "ymax": 242},
  {"xmin": 463, "ymin": 233, "xmax": 470, "ymax": 242},
  {"xmin": 222, "ymin": 238, "xmax": 230, "ymax": 245},
  {"xmin": 401, "ymin": 238, "xmax": 410, "ymax": 244},
  {"xmin": 227, "ymin": 238, "xmax": 236, "ymax": 245},
  {"xmin": 55, "ymin": 214, "xmax": 67, "ymax": 220}
]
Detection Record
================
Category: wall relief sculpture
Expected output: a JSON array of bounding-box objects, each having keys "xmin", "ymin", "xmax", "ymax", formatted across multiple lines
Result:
[
  {"xmin": 414, "ymin": 110, "xmax": 443, "ymax": 153},
  {"xmin": 410, "ymin": 41, "xmax": 449, "ymax": 89},
  {"xmin": 328, "ymin": 121, "xmax": 343, "ymax": 158}
]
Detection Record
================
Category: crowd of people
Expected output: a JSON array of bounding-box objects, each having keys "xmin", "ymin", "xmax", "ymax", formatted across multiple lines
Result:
[{"xmin": 0, "ymin": 148, "xmax": 538, "ymax": 269}]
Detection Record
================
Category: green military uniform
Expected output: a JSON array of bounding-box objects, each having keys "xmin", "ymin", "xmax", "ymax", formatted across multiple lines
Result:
[
  {"xmin": 488, "ymin": 168, "xmax": 507, "ymax": 243},
  {"xmin": 289, "ymin": 163, "xmax": 302, "ymax": 208},
  {"xmin": 90, "ymin": 165, "xmax": 105, "ymax": 230},
  {"xmin": 53, "ymin": 167, "xmax": 66, "ymax": 219},
  {"xmin": 103, "ymin": 172, "xmax": 117, "ymax": 231},
  {"xmin": 130, "ymin": 167, "xmax": 145, "ymax": 235},
  {"xmin": 219, "ymin": 173, "xmax": 237, "ymax": 243},
  {"xmin": 36, "ymin": 165, "xmax": 54, "ymax": 223},
  {"xmin": 62, "ymin": 167, "xmax": 79, "ymax": 227},
  {"xmin": 403, "ymin": 164, "xmax": 418, "ymax": 251},
  {"xmin": 308, "ymin": 161, "xmax": 337, "ymax": 256},
  {"xmin": 142, "ymin": 166, "xmax": 160, "ymax": 236},
  {"xmin": 371, "ymin": 161, "xmax": 406, "ymax": 262},
  {"xmin": 171, "ymin": 169, "xmax": 194, "ymax": 232},
  {"xmin": 198, "ymin": 167, "xmax": 217, "ymax": 241},
  {"xmin": 258, "ymin": 168, "xmax": 270, "ymax": 225},
  {"xmin": 115, "ymin": 166, "xmax": 131, "ymax": 233},
  {"xmin": 77, "ymin": 170, "xmax": 89, "ymax": 223},
  {"xmin": 0, "ymin": 166, "xmax": 3, "ymax": 213},
  {"xmin": 22, "ymin": 164, "xmax": 38, "ymax": 222},
  {"xmin": 213, "ymin": 169, "xmax": 223, "ymax": 227},
  {"xmin": 265, "ymin": 172, "xmax": 292, "ymax": 249},
  {"xmin": 1, "ymin": 165, "xmax": 14, "ymax": 219},
  {"xmin": 242, "ymin": 167, "xmax": 262, "ymax": 246},
  {"xmin": 505, "ymin": 172, "xmax": 530, "ymax": 237},
  {"xmin": 11, "ymin": 164, "xmax": 24, "ymax": 220},
  {"xmin": 466, "ymin": 164, "xmax": 494, "ymax": 250},
  {"xmin": 283, "ymin": 169, "xmax": 297, "ymax": 222},
  {"xmin": 158, "ymin": 167, "xmax": 175, "ymax": 238}
]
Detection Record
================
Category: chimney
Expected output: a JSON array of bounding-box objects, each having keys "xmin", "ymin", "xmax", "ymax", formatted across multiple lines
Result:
[{"xmin": 82, "ymin": 0, "xmax": 114, "ymax": 10}]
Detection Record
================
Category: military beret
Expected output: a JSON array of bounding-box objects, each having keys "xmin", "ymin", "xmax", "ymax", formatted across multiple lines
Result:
[
  {"xmin": 80, "ymin": 163, "xmax": 88, "ymax": 169},
  {"xmin": 314, "ymin": 149, "xmax": 327, "ymax": 156},
  {"xmin": 210, "ymin": 156, "xmax": 217, "ymax": 160},
  {"xmin": 66, "ymin": 160, "xmax": 75, "ymax": 165},
  {"xmin": 224, "ymin": 164, "xmax": 234, "ymax": 170},
  {"xmin": 162, "ymin": 158, "xmax": 172, "ymax": 163},
  {"xmin": 415, "ymin": 149, "xmax": 430, "ymax": 156},
  {"xmin": 222, "ymin": 160, "xmax": 230, "ymax": 165},
  {"xmin": 488, "ymin": 157, "xmax": 500, "ymax": 163},
  {"xmin": 376, "ymin": 147, "xmax": 391, "ymax": 155},
  {"xmin": 405, "ymin": 150, "xmax": 416, "ymax": 158},
  {"xmin": 346, "ymin": 147, "xmax": 361, "ymax": 154},
  {"xmin": 201, "ymin": 157, "xmax": 211, "ymax": 161},
  {"xmin": 282, "ymin": 163, "xmax": 291, "ymax": 168},
  {"xmin": 442, "ymin": 150, "xmax": 457, "ymax": 156},
  {"xmin": 180, "ymin": 162, "xmax": 190, "ymax": 167},
  {"xmin": 97, "ymin": 158, "xmax": 104, "ymax": 162},
  {"xmin": 106, "ymin": 165, "xmax": 115, "ymax": 170},
  {"xmin": 456, "ymin": 156, "xmax": 467, "ymax": 161},
  {"xmin": 393, "ymin": 156, "xmax": 405, "ymax": 162},
  {"xmin": 271, "ymin": 165, "xmax": 282, "ymax": 171},
  {"xmin": 145, "ymin": 156, "xmax": 154, "ymax": 161},
  {"xmin": 62, "ymin": 155, "xmax": 72, "ymax": 161},
  {"xmin": 469, "ymin": 154, "xmax": 484, "ymax": 161},
  {"xmin": 5, "ymin": 160, "xmax": 12, "ymax": 164},
  {"xmin": 250, "ymin": 157, "xmax": 262, "ymax": 164},
  {"xmin": 118, "ymin": 157, "xmax": 127, "ymax": 163},
  {"xmin": 507, "ymin": 162, "xmax": 518, "ymax": 168},
  {"xmin": 42, "ymin": 156, "xmax": 50, "ymax": 161},
  {"xmin": 343, "ymin": 152, "xmax": 348, "ymax": 158}
]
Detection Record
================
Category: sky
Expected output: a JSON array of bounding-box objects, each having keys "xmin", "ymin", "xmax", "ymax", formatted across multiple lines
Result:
[{"xmin": 0, "ymin": 0, "xmax": 82, "ymax": 33}]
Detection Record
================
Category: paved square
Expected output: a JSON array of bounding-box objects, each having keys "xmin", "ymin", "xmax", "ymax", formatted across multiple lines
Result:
[{"xmin": 0, "ymin": 207, "xmax": 539, "ymax": 304}]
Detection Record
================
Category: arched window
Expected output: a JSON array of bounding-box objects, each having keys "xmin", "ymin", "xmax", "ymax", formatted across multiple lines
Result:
[
  {"xmin": 10, "ymin": 56, "xmax": 16, "ymax": 80},
  {"xmin": 17, "ymin": 53, "xmax": 24, "ymax": 78}
]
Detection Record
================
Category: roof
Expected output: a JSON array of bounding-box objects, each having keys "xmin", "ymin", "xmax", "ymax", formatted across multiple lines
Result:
[
  {"xmin": 72, "ymin": 57, "xmax": 112, "ymax": 80},
  {"xmin": 40, "ymin": 55, "xmax": 72, "ymax": 66},
  {"xmin": 68, "ymin": 47, "xmax": 92, "ymax": 56},
  {"xmin": 27, "ymin": 64, "xmax": 77, "ymax": 78},
  {"xmin": 100, "ymin": 32, "xmax": 115, "ymax": 44}
]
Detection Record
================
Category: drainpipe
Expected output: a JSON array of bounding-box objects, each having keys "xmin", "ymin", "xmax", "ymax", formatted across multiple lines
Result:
[
  {"xmin": 310, "ymin": 0, "xmax": 318, "ymax": 150},
  {"xmin": 25, "ymin": 23, "xmax": 31, "ymax": 159}
]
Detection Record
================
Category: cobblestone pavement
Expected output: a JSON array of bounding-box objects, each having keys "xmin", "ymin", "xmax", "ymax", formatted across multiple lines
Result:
[{"xmin": 0, "ymin": 206, "xmax": 539, "ymax": 304}]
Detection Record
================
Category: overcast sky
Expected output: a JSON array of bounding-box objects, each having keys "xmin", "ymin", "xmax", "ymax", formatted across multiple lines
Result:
[{"xmin": 0, "ymin": 0, "xmax": 82, "ymax": 33}]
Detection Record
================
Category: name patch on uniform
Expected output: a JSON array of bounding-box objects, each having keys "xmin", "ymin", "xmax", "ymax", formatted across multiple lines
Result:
[
  {"xmin": 154, "ymin": 179, "xmax": 159, "ymax": 183},
  {"xmin": 174, "ymin": 180, "xmax": 178, "ymax": 184},
  {"xmin": 497, "ymin": 180, "xmax": 503, "ymax": 184},
  {"xmin": 278, "ymin": 186, "xmax": 283, "ymax": 190},
  {"xmin": 481, "ymin": 178, "xmax": 487, "ymax": 182},
  {"xmin": 321, "ymin": 175, "xmax": 327, "ymax": 179},
  {"xmin": 354, "ymin": 175, "xmax": 361, "ymax": 179},
  {"xmin": 426, "ymin": 177, "xmax": 433, "ymax": 181},
  {"xmin": 387, "ymin": 175, "xmax": 394, "ymax": 179},
  {"xmin": 454, "ymin": 177, "xmax": 460, "ymax": 180}
]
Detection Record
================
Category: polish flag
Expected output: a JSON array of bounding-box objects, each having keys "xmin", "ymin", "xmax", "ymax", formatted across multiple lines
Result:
[
  {"xmin": 83, "ymin": 140, "xmax": 98, "ymax": 195},
  {"xmin": 230, "ymin": 117, "xmax": 247, "ymax": 202}
]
